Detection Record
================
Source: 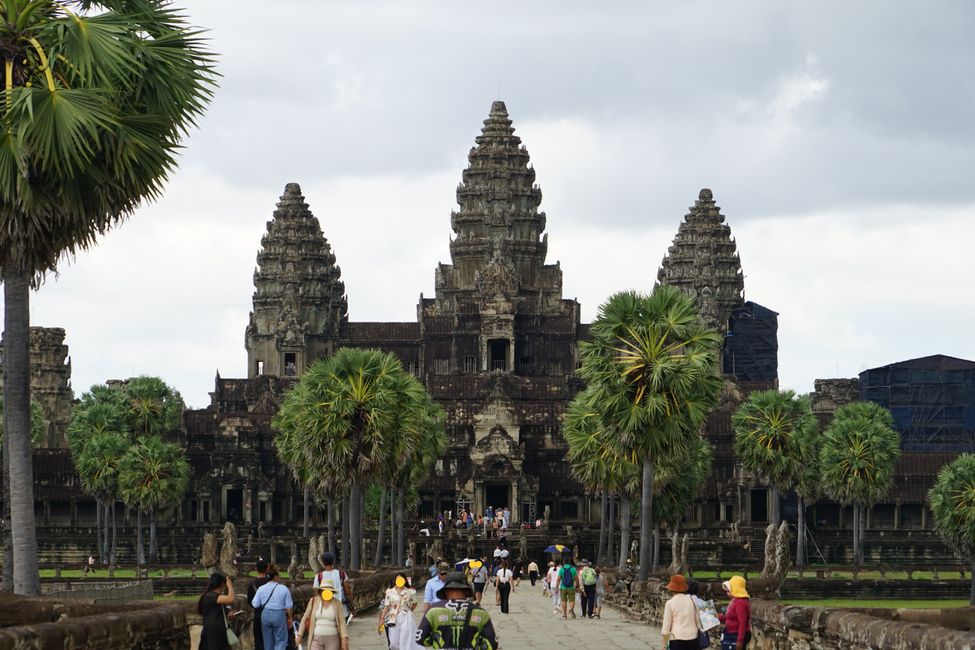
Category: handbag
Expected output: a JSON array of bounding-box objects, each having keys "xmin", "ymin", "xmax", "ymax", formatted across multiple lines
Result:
[
  {"xmin": 698, "ymin": 631, "xmax": 711, "ymax": 649},
  {"xmin": 222, "ymin": 606, "xmax": 241, "ymax": 648}
]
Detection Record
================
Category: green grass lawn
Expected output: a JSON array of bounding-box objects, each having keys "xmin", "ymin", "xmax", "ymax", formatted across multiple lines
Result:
[{"xmin": 784, "ymin": 599, "xmax": 970, "ymax": 609}]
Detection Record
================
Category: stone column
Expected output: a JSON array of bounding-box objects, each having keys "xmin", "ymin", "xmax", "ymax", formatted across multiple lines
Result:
[
  {"xmin": 244, "ymin": 489, "xmax": 253, "ymax": 525},
  {"xmin": 70, "ymin": 499, "xmax": 78, "ymax": 526},
  {"xmin": 894, "ymin": 503, "xmax": 900, "ymax": 530},
  {"xmin": 510, "ymin": 481, "xmax": 519, "ymax": 524}
]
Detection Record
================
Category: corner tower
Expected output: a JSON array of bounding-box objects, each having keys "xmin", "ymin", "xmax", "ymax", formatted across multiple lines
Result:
[
  {"xmin": 657, "ymin": 188, "xmax": 744, "ymax": 334},
  {"xmin": 245, "ymin": 183, "xmax": 347, "ymax": 378}
]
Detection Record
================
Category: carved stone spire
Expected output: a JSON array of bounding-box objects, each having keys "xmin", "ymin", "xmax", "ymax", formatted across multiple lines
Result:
[
  {"xmin": 435, "ymin": 101, "xmax": 561, "ymax": 311},
  {"xmin": 657, "ymin": 188, "xmax": 744, "ymax": 333},
  {"xmin": 246, "ymin": 183, "xmax": 347, "ymax": 378}
]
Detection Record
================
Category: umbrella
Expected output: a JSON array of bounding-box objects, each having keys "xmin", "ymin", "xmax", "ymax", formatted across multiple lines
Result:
[
  {"xmin": 543, "ymin": 544, "xmax": 568, "ymax": 553},
  {"xmin": 455, "ymin": 558, "xmax": 476, "ymax": 570}
]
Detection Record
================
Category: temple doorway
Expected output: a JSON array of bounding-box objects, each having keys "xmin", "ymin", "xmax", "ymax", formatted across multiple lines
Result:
[
  {"xmin": 485, "ymin": 483, "xmax": 510, "ymax": 510},
  {"xmin": 226, "ymin": 488, "xmax": 243, "ymax": 523}
]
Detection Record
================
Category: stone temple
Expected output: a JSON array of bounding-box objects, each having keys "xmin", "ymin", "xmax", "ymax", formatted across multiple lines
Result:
[{"xmin": 13, "ymin": 101, "xmax": 975, "ymax": 567}]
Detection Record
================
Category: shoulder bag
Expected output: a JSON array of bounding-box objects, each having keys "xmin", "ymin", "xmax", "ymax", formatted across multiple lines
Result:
[{"xmin": 223, "ymin": 605, "xmax": 241, "ymax": 648}]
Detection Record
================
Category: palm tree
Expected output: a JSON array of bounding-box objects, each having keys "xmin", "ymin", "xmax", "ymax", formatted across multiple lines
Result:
[
  {"xmin": 578, "ymin": 287, "xmax": 723, "ymax": 580},
  {"xmin": 67, "ymin": 384, "xmax": 131, "ymax": 564},
  {"xmin": 1, "ymin": 399, "xmax": 45, "ymax": 589},
  {"xmin": 117, "ymin": 435, "xmax": 190, "ymax": 565},
  {"xmin": 0, "ymin": 0, "xmax": 214, "ymax": 595},
  {"xmin": 733, "ymin": 390, "xmax": 817, "ymax": 527},
  {"xmin": 75, "ymin": 431, "xmax": 129, "ymax": 565},
  {"xmin": 929, "ymin": 454, "xmax": 975, "ymax": 604},
  {"xmin": 123, "ymin": 376, "xmax": 184, "ymax": 439},
  {"xmin": 820, "ymin": 401, "xmax": 901, "ymax": 569},
  {"xmin": 274, "ymin": 348, "xmax": 443, "ymax": 570},
  {"xmin": 651, "ymin": 434, "xmax": 713, "ymax": 570}
]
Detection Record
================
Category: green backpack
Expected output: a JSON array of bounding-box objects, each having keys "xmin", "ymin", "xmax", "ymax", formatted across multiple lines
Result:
[{"xmin": 581, "ymin": 567, "xmax": 597, "ymax": 586}]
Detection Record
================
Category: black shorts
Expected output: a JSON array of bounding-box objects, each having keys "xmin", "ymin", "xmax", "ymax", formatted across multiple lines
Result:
[{"xmin": 474, "ymin": 582, "xmax": 485, "ymax": 593}]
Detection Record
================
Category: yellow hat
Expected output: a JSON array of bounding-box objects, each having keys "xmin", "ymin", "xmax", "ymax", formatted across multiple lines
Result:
[{"xmin": 728, "ymin": 575, "xmax": 749, "ymax": 598}]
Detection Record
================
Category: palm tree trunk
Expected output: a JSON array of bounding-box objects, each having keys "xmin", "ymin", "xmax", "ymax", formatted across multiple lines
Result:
[
  {"xmin": 796, "ymin": 495, "xmax": 806, "ymax": 570},
  {"xmin": 102, "ymin": 501, "xmax": 110, "ymax": 564},
  {"xmin": 858, "ymin": 504, "xmax": 867, "ymax": 567},
  {"xmin": 340, "ymin": 494, "xmax": 351, "ymax": 568},
  {"xmin": 851, "ymin": 505, "xmax": 860, "ymax": 569},
  {"xmin": 374, "ymin": 488, "xmax": 387, "ymax": 567},
  {"xmin": 597, "ymin": 491, "xmax": 607, "ymax": 566},
  {"xmin": 303, "ymin": 484, "xmax": 310, "ymax": 538},
  {"xmin": 2, "ymin": 425, "xmax": 12, "ymax": 591},
  {"xmin": 327, "ymin": 496, "xmax": 336, "ymax": 555},
  {"xmin": 771, "ymin": 486, "xmax": 782, "ymax": 527},
  {"xmin": 639, "ymin": 456, "xmax": 655, "ymax": 580},
  {"xmin": 389, "ymin": 490, "xmax": 398, "ymax": 565},
  {"xmin": 652, "ymin": 524, "xmax": 661, "ymax": 572},
  {"xmin": 148, "ymin": 510, "xmax": 158, "ymax": 563},
  {"xmin": 617, "ymin": 494, "xmax": 631, "ymax": 572},
  {"xmin": 396, "ymin": 487, "xmax": 405, "ymax": 567},
  {"xmin": 607, "ymin": 493, "xmax": 616, "ymax": 566},
  {"xmin": 349, "ymin": 481, "xmax": 362, "ymax": 569},
  {"xmin": 136, "ymin": 509, "xmax": 145, "ymax": 565},
  {"xmin": 110, "ymin": 502, "xmax": 118, "ymax": 565},
  {"xmin": 4, "ymin": 270, "xmax": 41, "ymax": 595}
]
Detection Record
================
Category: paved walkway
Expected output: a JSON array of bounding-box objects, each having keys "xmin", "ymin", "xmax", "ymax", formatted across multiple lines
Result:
[{"xmin": 348, "ymin": 580, "xmax": 659, "ymax": 649}]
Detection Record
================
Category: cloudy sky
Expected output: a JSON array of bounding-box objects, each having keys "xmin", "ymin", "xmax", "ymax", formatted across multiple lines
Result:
[{"xmin": 15, "ymin": 1, "xmax": 975, "ymax": 408}]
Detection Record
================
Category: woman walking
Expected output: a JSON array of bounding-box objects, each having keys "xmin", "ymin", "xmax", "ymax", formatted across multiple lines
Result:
[
  {"xmin": 251, "ymin": 565, "xmax": 294, "ymax": 650},
  {"xmin": 377, "ymin": 573, "xmax": 417, "ymax": 650},
  {"xmin": 495, "ymin": 559, "xmax": 514, "ymax": 614},
  {"xmin": 198, "ymin": 572, "xmax": 235, "ymax": 650},
  {"xmin": 297, "ymin": 577, "xmax": 350, "ymax": 650},
  {"xmin": 718, "ymin": 576, "xmax": 751, "ymax": 650},
  {"xmin": 546, "ymin": 561, "xmax": 560, "ymax": 613},
  {"xmin": 661, "ymin": 575, "xmax": 701, "ymax": 650}
]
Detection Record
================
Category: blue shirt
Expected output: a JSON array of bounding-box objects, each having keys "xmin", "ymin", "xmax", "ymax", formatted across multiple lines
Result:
[
  {"xmin": 251, "ymin": 580, "xmax": 294, "ymax": 611},
  {"xmin": 424, "ymin": 575, "xmax": 445, "ymax": 604}
]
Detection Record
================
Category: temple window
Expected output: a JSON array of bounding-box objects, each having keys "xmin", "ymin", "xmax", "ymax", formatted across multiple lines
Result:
[
  {"xmin": 284, "ymin": 353, "xmax": 297, "ymax": 376},
  {"xmin": 488, "ymin": 339, "xmax": 508, "ymax": 371},
  {"xmin": 464, "ymin": 356, "xmax": 478, "ymax": 373},
  {"xmin": 256, "ymin": 360, "xmax": 265, "ymax": 375},
  {"xmin": 406, "ymin": 361, "xmax": 420, "ymax": 376},
  {"xmin": 434, "ymin": 358, "xmax": 449, "ymax": 375}
]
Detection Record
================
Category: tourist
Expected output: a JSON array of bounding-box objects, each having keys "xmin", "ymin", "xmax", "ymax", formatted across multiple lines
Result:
[
  {"xmin": 251, "ymin": 565, "xmax": 293, "ymax": 650},
  {"xmin": 492, "ymin": 543, "xmax": 503, "ymax": 574},
  {"xmin": 495, "ymin": 559, "xmax": 514, "ymax": 614},
  {"xmin": 247, "ymin": 559, "xmax": 271, "ymax": 650},
  {"xmin": 416, "ymin": 571, "xmax": 497, "ymax": 650},
  {"xmin": 471, "ymin": 557, "xmax": 490, "ymax": 605},
  {"xmin": 511, "ymin": 558, "xmax": 522, "ymax": 587},
  {"xmin": 423, "ymin": 561, "xmax": 450, "ymax": 612},
  {"xmin": 527, "ymin": 559, "xmax": 539, "ymax": 586},
  {"xmin": 198, "ymin": 572, "xmax": 235, "ymax": 650},
  {"xmin": 296, "ymin": 577, "xmax": 349, "ymax": 650},
  {"xmin": 546, "ymin": 561, "xmax": 560, "ymax": 613},
  {"xmin": 661, "ymin": 574, "xmax": 700, "ymax": 650},
  {"xmin": 557, "ymin": 557, "xmax": 578, "ymax": 620},
  {"xmin": 718, "ymin": 576, "xmax": 751, "ymax": 650},
  {"xmin": 579, "ymin": 559, "xmax": 598, "ymax": 618},
  {"xmin": 594, "ymin": 566, "xmax": 605, "ymax": 619},
  {"xmin": 377, "ymin": 572, "xmax": 417, "ymax": 650},
  {"xmin": 687, "ymin": 579, "xmax": 717, "ymax": 648},
  {"xmin": 314, "ymin": 553, "xmax": 354, "ymax": 624}
]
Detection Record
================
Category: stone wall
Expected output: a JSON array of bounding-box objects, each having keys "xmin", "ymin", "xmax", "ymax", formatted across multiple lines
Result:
[
  {"xmin": 0, "ymin": 593, "xmax": 188, "ymax": 649},
  {"xmin": 42, "ymin": 579, "xmax": 154, "ymax": 604},
  {"xmin": 750, "ymin": 599, "xmax": 975, "ymax": 649}
]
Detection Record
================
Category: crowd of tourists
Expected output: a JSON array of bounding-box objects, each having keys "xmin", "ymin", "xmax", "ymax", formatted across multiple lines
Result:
[{"xmin": 196, "ymin": 548, "xmax": 752, "ymax": 650}]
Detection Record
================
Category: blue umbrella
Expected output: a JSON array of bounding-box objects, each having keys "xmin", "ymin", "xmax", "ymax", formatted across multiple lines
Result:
[{"xmin": 543, "ymin": 544, "xmax": 568, "ymax": 553}]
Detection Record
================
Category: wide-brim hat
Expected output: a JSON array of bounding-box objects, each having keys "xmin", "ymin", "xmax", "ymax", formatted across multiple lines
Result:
[
  {"xmin": 728, "ymin": 575, "xmax": 749, "ymax": 598},
  {"xmin": 667, "ymin": 574, "xmax": 688, "ymax": 593},
  {"xmin": 436, "ymin": 572, "xmax": 474, "ymax": 599},
  {"xmin": 314, "ymin": 578, "xmax": 336, "ymax": 591}
]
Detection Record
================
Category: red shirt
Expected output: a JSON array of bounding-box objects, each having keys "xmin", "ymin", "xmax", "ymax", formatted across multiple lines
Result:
[{"xmin": 721, "ymin": 598, "xmax": 751, "ymax": 637}]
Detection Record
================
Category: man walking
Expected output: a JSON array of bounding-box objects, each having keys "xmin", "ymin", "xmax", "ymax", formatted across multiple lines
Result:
[
  {"xmin": 423, "ymin": 562, "xmax": 450, "ymax": 612},
  {"xmin": 314, "ymin": 552, "xmax": 354, "ymax": 623},
  {"xmin": 557, "ymin": 557, "xmax": 578, "ymax": 620},
  {"xmin": 527, "ymin": 559, "xmax": 540, "ymax": 587},
  {"xmin": 416, "ymin": 571, "xmax": 498, "ymax": 650},
  {"xmin": 495, "ymin": 559, "xmax": 514, "ymax": 614},
  {"xmin": 247, "ymin": 559, "xmax": 271, "ymax": 649}
]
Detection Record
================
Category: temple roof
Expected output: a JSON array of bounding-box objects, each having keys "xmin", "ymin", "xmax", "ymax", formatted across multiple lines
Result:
[
  {"xmin": 249, "ymin": 183, "xmax": 347, "ymax": 339},
  {"xmin": 657, "ymin": 188, "xmax": 744, "ymax": 333}
]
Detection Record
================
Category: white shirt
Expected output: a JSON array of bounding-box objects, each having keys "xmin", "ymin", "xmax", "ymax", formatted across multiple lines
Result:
[
  {"xmin": 496, "ymin": 568, "xmax": 513, "ymax": 584},
  {"xmin": 547, "ymin": 567, "xmax": 559, "ymax": 587}
]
